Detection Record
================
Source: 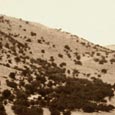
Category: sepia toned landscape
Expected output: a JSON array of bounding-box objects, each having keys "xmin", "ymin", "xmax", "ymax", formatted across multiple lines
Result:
[{"xmin": 0, "ymin": 15, "xmax": 115, "ymax": 115}]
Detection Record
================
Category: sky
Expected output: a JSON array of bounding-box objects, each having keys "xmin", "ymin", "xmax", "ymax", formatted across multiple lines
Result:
[{"xmin": 0, "ymin": 0, "xmax": 115, "ymax": 46}]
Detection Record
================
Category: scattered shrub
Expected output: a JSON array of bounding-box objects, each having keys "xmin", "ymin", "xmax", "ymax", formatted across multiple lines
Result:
[
  {"xmin": 2, "ymin": 89, "xmax": 11, "ymax": 99},
  {"xmin": 58, "ymin": 54, "xmax": 63, "ymax": 58},
  {"xmin": 74, "ymin": 60, "xmax": 82, "ymax": 65},
  {"xmin": 0, "ymin": 103, "xmax": 7, "ymax": 115},
  {"xmin": 101, "ymin": 69, "xmax": 107, "ymax": 74},
  {"xmin": 6, "ymin": 80, "xmax": 17, "ymax": 89},
  {"xmin": 64, "ymin": 45, "xmax": 71, "ymax": 51},
  {"xmin": 26, "ymin": 39, "xmax": 31, "ymax": 42},
  {"xmin": 30, "ymin": 32, "xmax": 36, "ymax": 36},
  {"xmin": 41, "ymin": 49, "xmax": 45, "ymax": 53},
  {"xmin": 63, "ymin": 110, "xmax": 71, "ymax": 115},
  {"xmin": 9, "ymin": 72, "xmax": 16, "ymax": 79}
]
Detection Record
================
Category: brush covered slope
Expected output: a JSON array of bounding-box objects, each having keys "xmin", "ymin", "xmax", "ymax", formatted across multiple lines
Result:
[{"xmin": 0, "ymin": 15, "xmax": 115, "ymax": 115}]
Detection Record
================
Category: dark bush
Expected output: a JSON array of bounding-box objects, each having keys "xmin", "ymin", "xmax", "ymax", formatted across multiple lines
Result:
[
  {"xmin": 50, "ymin": 108, "xmax": 60, "ymax": 115},
  {"xmin": 97, "ymin": 104, "xmax": 115, "ymax": 112},
  {"xmin": 26, "ymin": 39, "xmax": 31, "ymax": 42},
  {"xmin": 64, "ymin": 45, "xmax": 71, "ymax": 51},
  {"xmin": 9, "ymin": 72, "xmax": 16, "ymax": 79},
  {"xmin": 74, "ymin": 60, "xmax": 82, "ymax": 65},
  {"xmin": 6, "ymin": 80, "xmax": 17, "ymax": 89},
  {"xmin": 2, "ymin": 89, "xmax": 11, "ymax": 99},
  {"xmin": 101, "ymin": 69, "xmax": 107, "ymax": 74},
  {"xmin": 41, "ymin": 49, "xmax": 45, "ymax": 53},
  {"xmin": 30, "ymin": 32, "xmax": 36, "ymax": 36},
  {"xmin": 82, "ymin": 102, "xmax": 97, "ymax": 112},
  {"xmin": 58, "ymin": 54, "xmax": 63, "ymax": 58},
  {"xmin": 110, "ymin": 58, "xmax": 115, "ymax": 64},
  {"xmin": 0, "ymin": 103, "xmax": 7, "ymax": 115},
  {"xmin": 63, "ymin": 110, "xmax": 71, "ymax": 115},
  {"xmin": 76, "ymin": 55, "xmax": 81, "ymax": 60},
  {"xmin": 14, "ymin": 57, "xmax": 21, "ymax": 63}
]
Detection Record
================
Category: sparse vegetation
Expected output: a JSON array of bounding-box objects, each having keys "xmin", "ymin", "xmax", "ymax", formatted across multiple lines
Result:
[
  {"xmin": 30, "ymin": 32, "xmax": 36, "ymax": 36},
  {"xmin": 0, "ymin": 16, "xmax": 115, "ymax": 115},
  {"xmin": 0, "ymin": 103, "xmax": 7, "ymax": 115},
  {"xmin": 2, "ymin": 89, "xmax": 11, "ymax": 99},
  {"xmin": 41, "ymin": 49, "xmax": 45, "ymax": 53},
  {"xmin": 64, "ymin": 45, "xmax": 71, "ymax": 51},
  {"xmin": 101, "ymin": 69, "xmax": 107, "ymax": 74},
  {"xmin": 9, "ymin": 72, "xmax": 16, "ymax": 79},
  {"xmin": 58, "ymin": 54, "xmax": 63, "ymax": 58}
]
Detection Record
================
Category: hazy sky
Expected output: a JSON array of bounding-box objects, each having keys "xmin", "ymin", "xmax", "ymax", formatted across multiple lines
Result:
[{"xmin": 0, "ymin": 0, "xmax": 115, "ymax": 45}]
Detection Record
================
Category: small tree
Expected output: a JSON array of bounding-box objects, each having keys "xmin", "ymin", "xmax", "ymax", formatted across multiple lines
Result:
[
  {"xmin": 2, "ymin": 89, "xmax": 11, "ymax": 99},
  {"xmin": 9, "ymin": 72, "xmax": 16, "ymax": 79},
  {"xmin": 0, "ymin": 103, "xmax": 7, "ymax": 115}
]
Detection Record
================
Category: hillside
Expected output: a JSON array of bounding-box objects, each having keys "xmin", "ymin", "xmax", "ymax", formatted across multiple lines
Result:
[
  {"xmin": 0, "ymin": 15, "xmax": 115, "ymax": 115},
  {"xmin": 106, "ymin": 45, "xmax": 115, "ymax": 50}
]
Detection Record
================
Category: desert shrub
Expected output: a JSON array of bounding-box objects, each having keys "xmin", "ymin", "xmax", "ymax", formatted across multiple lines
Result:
[
  {"xmin": 38, "ymin": 39, "xmax": 42, "ymax": 44},
  {"xmin": 76, "ymin": 55, "xmax": 81, "ymax": 60},
  {"xmin": 87, "ymin": 73, "xmax": 91, "ymax": 77},
  {"xmin": 14, "ymin": 34, "xmax": 19, "ymax": 37},
  {"xmin": 96, "ymin": 52, "xmax": 101, "ymax": 56},
  {"xmin": 82, "ymin": 102, "xmax": 97, "ymax": 113},
  {"xmin": 58, "ymin": 54, "xmax": 63, "ymax": 58},
  {"xmin": 67, "ymin": 69, "xmax": 70, "ymax": 74},
  {"xmin": 8, "ymin": 60, "xmax": 12, "ymax": 64},
  {"xmin": 2, "ymin": 89, "xmax": 11, "ymax": 99},
  {"xmin": 97, "ymin": 74, "xmax": 101, "ymax": 77},
  {"xmin": 19, "ymin": 25, "xmax": 22, "ymax": 28},
  {"xmin": 9, "ymin": 72, "xmax": 16, "ymax": 79},
  {"xmin": 41, "ymin": 49, "xmax": 45, "ymax": 53},
  {"xmin": 99, "ymin": 56, "xmax": 107, "ymax": 64},
  {"xmin": 26, "ymin": 39, "xmax": 31, "ymax": 42},
  {"xmin": 76, "ymin": 40, "xmax": 79, "ymax": 42},
  {"xmin": 64, "ymin": 45, "xmax": 71, "ymax": 51},
  {"xmin": 72, "ymin": 69, "xmax": 79, "ymax": 77},
  {"xmin": 80, "ymin": 42, "xmax": 86, "ymax": 46},
  {"xmin": 30, "ymin": 32, "xmax": 36, "ymax": 36},
  {"xmin": 12, "ymin": 105, "xmax": 43, "ymax": 115},
  {"xmin": 36, "ymin": 75, "xmax": 46, "ymax": 83},
  {"xmin": 21, "ymin": 69, "xmax": 29, "ymax": 76},
  {"xmin": 66, "ymin": 53, "xmax": 71, "ymax": 58},
  {"xmin": 5, "ymin": 43, "xmax": 9, "ymax": 49},
  {"xmin": 6, "ymin": 80, "xmax": 17, "ymax": 89},
  {"xmin": 97, "ymin": 104, "xmax": 115, "ymax": 112},
  {"xmin": 23, "ymin": 29, "xmax": 26, "ymax": 31},
  {"xmin": 25, "ymin": 21, "xmax": 29, "ymax": 24},
  {"xmin": 6, "ymin": 63, "xmax": 10, "ymax": 67},
  {"xmin": 101, "ymin": 69, "xmax": 107, "ymax": 74},
  {"xmin": 0, "ymin": 103, "xmax": 7, "ymax": 115},
  {"xmin": 14, "ymin": 57, "xmax": 21, "ymax": 63},
  {"xmin": 50, "ymin": 108, "xmax": 60, "ymax": 115},
  {"xmin": 59, "ymin": 62, "xmax": 66, "ymax": 67},
  {"xmin": 15, "ymin": 91, "xmax": 28, "ymax": 101},
  {"xmin": 0, "ymin": 42, "xmax": 3, "ymax": 49},
  {"xmin": 110, "ymin": 58, "xmax": 115, "ymax": 64},
  {"xmin": 49, "ymin": 56, "xmax": 54, "ymax": 62},
  {"xmin": 52, "ymin": 44, "xmax": 55, "ymax": 48},
  {"xmin": 74, "ymin": 60, "xmax": 82, "ymax": 65},
  {"xmin": 63, "ymin": 110, "xmax": 71, "ymax": 115}
]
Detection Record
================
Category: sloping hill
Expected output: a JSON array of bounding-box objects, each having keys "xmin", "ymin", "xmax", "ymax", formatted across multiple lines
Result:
[
  {"xmin": 0, "ymin": 15, "xmax": 115, "ymax": 115},
  {"xmin": 106, "ymin": 45, "xmax": 115, "ymax": 50}
]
